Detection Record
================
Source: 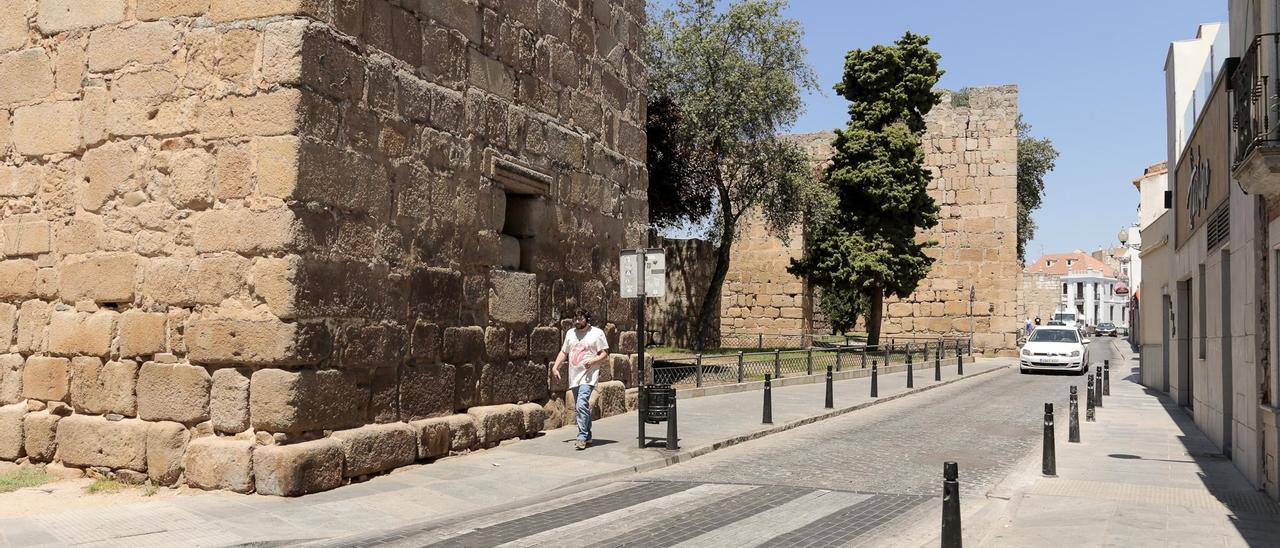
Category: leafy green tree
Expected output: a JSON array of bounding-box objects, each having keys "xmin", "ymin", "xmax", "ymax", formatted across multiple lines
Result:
[
  {"xmin": 790, "ymin": 32, "xmax": 943, "ymax": 347},
  {"xmin": 817, "ymin": 285, "xmax": 867, "ymax": 335},
  {"xmin": 647, "ymin": 0, "xmax": 818, "ymax": 348},
  {"xmin": 1016, "ymin": 116, "xmax": 1059, "ymax": 263}
]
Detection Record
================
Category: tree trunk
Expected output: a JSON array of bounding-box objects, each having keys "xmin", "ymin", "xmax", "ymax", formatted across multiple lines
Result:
[
  {"xmin": 865, "ymin": 286, "xmax": 884, "ymax": 347},
  {"xmin": 695, "ymin": 197, "xmax": 736, "ymax": 351}
]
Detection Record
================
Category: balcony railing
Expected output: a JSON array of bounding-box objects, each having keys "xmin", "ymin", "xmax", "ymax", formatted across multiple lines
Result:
[{"xmin": 1232, "ymin": 33, "xmax": 1280, "ymax": 168}]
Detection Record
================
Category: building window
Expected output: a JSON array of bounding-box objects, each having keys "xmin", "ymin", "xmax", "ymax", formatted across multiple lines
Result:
[
  {"xmin": 1047, "ymin": 260, "xmax": 1055, "ymax": 267},
  {"xmin": 501, "ymin": 193, "xmax": 542, "ymax": 272},
  {"xmin": 1062, "ymin": 283, "xmax": 1068, "ymax": 295},
  {"xmin": 1198, "ymin": 265, "xmax": 1206, "ymax": 359}
]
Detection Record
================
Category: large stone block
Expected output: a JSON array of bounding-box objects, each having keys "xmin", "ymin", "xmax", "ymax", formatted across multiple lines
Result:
[
  {"xmin": 68, "ymin": 358, "xmax": 136, "ymax": 416},
  {"xmin": 47, "ymin": 310, "xmax": 116, "ymax": 356},
  {"xmin": 22, "ymin": 356, "xmax": 69, "ymax": 401},
  {"xmin": 210, "ymin": 367, "xmax": 250, "ymax": 434},
  {"xmin": 478, "ymin": 361, "xmax": 547, "ymax": 405},
  {"xmin": 591, "ymin": 381, "xmax": 626, "ymax": 418},
  {"xmin": 144, "ymin": 256, "xmax": 249, "ymax": 307},
  {"xmin": 209, "ymin": 0, "xmax": 307, "ymax": 22},
  {"xmin": 443, "ymin": 413, "xmax": 478, "ymax": 452},
  {"xmin": 0, "ymin": 260, "xmax": 37, "ymax": 301},
  {"xmin": 192, "ymin": 89, "xmax": 301, "ymax": 139},
  {"xmin": 0, "ymin": 402, "xmax": 25, "ymax": 460},
  {"xmin": 489, "ymin": 270, "xmax": 537, "ymax": 324},
  {"xmin": 22, "ymin": 410, "xmax": 59, "ymax": 462},
  {"xmin": 12, "ymin": 100, "xmax": 79, "ymax": 155},
  {"xmin": 186, "ymin": 317, "xmax": 329, "ymax": 366},
  {"xmin": 0, "ymin": 48, "xmax": 53, "ymax": 107},
  {"xmin": 249, "ymin": 368, "xmax": 368, "ymax": 433},
  {"xmin": 184, "ymin": 436, "xmax": 254, "ymax": 493},
  {"xmin": 137, "ymin": 361, "xmax": 211, "ymax": 424},
  {"xmin": 192, "ymin": 207, "xmax": 299, "ymax": 254},
  {"xmin": 119, "ymin": 311, "xmax": 166, "ymax": 357},
  {"xmin": 146, "ymin": 421, "xmax": 189, "ymax": 486},
  {"xmin": 531, "ymin": 327, "xmax": 562, "ymax": 362},
  {"xmin": 0, "ymin": 0, "xmax": 30, "ymax": 52},
  {"xmin": 0, "ymin": 353, "xmax": 21, "ymax": 404},
  {"xmin": 467, "ymin": 404, "xmax": 522, "ymax": 446},
  {"xmin": 542, "ymin": 396, "xmax": 568, "ymax": 430},
  {"xmin": 86, "ymin": 21, "xmax": 177, "ymax": 72},
  {"xmin": 517, "ymin": 402, "xmax": 545, "ymax": 438},
  {"xmin": 55, "ymin": 415, "xmax": 147, "ymax": 471},
  {"xmin": 59, "ymin": 253, "xmax": 137, "ymax": 303},
  {"xmin": 330, "ymin": 423, "xmax": 416, "ymax": 477},
  {"xmin": 253, "ymin": 438, "xmax": 344, "ymax": 497},
  {"xmin": 399, "ymin": 362, "xmax": 455, "ymax": 421},
  {"xmin": 15, "ymin": 299, "xmax": 49, "ymax": 353},
  {"xmin": 409, "ymin": 417, "xmax": 450, "ymax": 459},
  {"xmin": 137, "ymin": 0, "xmax": 209, "ymax": 19},
  {"xmin": 36, "ymin": 0, "xmax": 126, "ymax": 35},
  {"xmin": 442, "ymin": 326, "xmax": 484, "ymax": 364},
  {"xmin": 249, "ymin": 256, "xmax": 299, "ymax": 319},
  {"xmin": 79, "ymin": 140, "xmax": 138, "ymax": 211}
]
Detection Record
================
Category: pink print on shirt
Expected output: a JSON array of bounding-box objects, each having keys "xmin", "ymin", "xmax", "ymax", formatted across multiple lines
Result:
[{"xmin": 570, "ymin": 342, "xmax": 591, "ymax": 367}]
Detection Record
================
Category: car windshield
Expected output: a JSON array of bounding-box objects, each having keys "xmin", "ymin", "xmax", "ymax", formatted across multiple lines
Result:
[
  {"xmin": 1052, "ymin": 313, "xmax": 1075, "ymax": 322},
  {"xmin": 1029, "ymin": 330, "xmax": 1080, "ymax": 343},
  {"xmin": 1098, "ymin": 323, "xmax": 1114, "ymax": 328}
]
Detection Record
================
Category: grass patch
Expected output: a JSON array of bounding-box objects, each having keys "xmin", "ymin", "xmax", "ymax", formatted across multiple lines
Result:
[
  {"xmin": 144, "ymin": 483, "xmax": 159, "ymax": 497},
  {"xmin": 0, "ymin": 468, "xmax": 51, "ymax": 493},
  {"xmin": 85, "ymin": 478, "xmax": 124, "ymax": 495}
]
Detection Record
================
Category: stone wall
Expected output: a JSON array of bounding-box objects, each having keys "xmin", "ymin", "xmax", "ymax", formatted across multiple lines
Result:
[
  {"xmin": 1020, "ymin": 272, "xmax": 1063, "ymax": 325},
  {"xmin": 719, "ymin": 86, "xmax": 1021, "ymax": 353},
  {"xmin": 0, "ymin": 0, "xmax": 647, "ymax": 495},
  {"xmin": 645, "ymin": 234, "xmax": 719, "ymax": 348}
]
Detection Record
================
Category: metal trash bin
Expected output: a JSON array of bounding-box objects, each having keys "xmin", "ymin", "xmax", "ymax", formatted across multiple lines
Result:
[{"xmin": 642, "ymin": 384, "xmax": 674, "ymax": 424}]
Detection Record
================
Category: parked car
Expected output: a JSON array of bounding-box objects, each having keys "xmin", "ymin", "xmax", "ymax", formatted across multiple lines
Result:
[
  {"xmin": 1096, "ymin": 322, "xmax": 1117, "ymax": 337},
  {"xmin": 1019, "ymin": 326, "xmax": 1090, "ymax": 375}
]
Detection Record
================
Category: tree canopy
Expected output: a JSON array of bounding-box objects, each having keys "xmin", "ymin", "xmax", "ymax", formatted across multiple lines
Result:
[
  {"xmin": 790, "ymin": 32, "xmax": 943, "ymax": 346},
  {"xmin": 1016, "ymin": 116, "xmax": 1059, "ymax": 262}
]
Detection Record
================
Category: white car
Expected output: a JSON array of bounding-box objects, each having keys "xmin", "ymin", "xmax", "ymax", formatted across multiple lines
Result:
[{"xmin": 1019, "ymin": 326, "xmax": 1090, "ymax": 374}]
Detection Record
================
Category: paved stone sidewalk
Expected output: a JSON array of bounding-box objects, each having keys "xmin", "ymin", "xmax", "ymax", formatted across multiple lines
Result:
[
  {"xmin": 0, "ymin": 358, "xmax": 1008, "ymax": 547},
  {"xmin": 976, "ymin": 342, "xmax": 1280, "ymax": 547}
]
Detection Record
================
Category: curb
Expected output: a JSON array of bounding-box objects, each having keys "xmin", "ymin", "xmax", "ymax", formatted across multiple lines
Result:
[
  {"xmin": 675, "ymin": 358, "xmax": 968, "ymax": 400},
  {"xmin": 575, "ymin": 362, "xmax": 1011, "ymax": 486}
]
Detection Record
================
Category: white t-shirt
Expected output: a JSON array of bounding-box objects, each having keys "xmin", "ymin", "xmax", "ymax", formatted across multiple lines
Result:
[{"xmin": 563, "ymin": 326, "xmax": 609, "ymax": 388}]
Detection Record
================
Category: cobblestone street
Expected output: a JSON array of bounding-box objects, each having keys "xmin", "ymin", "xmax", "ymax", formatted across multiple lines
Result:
[{"xmin": 323, "ymin": 344, "xmax": 1110, "ymax": 547}]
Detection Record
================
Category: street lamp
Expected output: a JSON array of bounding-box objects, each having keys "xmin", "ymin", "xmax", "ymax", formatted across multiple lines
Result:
[{"xmin": 1117, "ymin": 228, "xmax": 1128, "ymax": 245}]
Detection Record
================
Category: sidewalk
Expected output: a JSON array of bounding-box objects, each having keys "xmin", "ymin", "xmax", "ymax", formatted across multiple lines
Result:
[
  {"xmin": 0, "ymin": 358, "xmax": 1011, "ymax": 547},
  {"xmin": 976, "ymin": 342, "xmax": 1280, "ymax": 547}
]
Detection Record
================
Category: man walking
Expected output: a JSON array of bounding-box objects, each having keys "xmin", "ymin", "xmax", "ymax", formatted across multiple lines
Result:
[{"xmin": 552, "ymin": 309, "xmax": 610, "ymax": 450}]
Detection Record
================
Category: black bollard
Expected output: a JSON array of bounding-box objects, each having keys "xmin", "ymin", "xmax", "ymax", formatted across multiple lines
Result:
[
  {"xmin": 1043, "ymin": 403, "xmax": 1056, "ymax": 476},
  {"xmin": 1103, "ymin": 360, "xmax": 1111, "ymax": 396},
  {"xmin": 907, "ymin": 352, "xmax": 914, "ymax": 388},
  {"xmin": 666, "ymin": 393, "xmax": 679, "ymax": 450},
  {"xmin": 763, "ymin": 374, "xmax": 773, "ymax": 424},
  {"xmin": 871, "ymin": 360, "xmax": 879, "ymax": 397},
  {"xmin": 1086, "ymin": 373, "xmax": 1096, "ymax": 422},
  {"xmin": 1069, "ymin": 385, "xmax": 1081, "ymax": 443},
  {"xmin": 1095, "ymin": 365, "xmax": 1104, "ymax": 408},
  {"xmin": 957, "ymin": 349, "xmax": 964, "ymax": 375},
  {"xmin": 825, "ymin": 366, "xmax": 834, "ymax": 409},
  {"xmin": 935, "ymin": 346, "xmax": 942, "ymax": 382},
  {"xmin": 941, "ymin": 461, "xmax": 961, "ymax": 548}
]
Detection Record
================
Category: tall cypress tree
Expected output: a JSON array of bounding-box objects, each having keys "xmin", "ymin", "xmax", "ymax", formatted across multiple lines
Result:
[{"xmin": 790, "ymin": 32, "xmax": 943, "ymax": 346}]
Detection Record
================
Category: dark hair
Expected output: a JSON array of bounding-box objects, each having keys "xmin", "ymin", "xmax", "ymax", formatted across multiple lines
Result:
[{"xmin": 574, "ymin": 308, "xmax": 592, "ymax": 322}]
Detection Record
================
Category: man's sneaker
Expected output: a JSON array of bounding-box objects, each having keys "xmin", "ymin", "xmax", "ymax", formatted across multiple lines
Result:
[{"xmin": 575, "ymin": 439, "xmax": 588, "ymax": 450}]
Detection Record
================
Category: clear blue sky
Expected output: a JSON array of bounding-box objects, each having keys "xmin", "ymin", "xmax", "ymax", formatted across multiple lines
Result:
[{"xmin": 651, "ymin": 0, "xmax": 1228, "ymax": 262}]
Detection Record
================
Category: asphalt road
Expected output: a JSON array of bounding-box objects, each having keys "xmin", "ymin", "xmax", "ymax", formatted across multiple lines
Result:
[{"xmin": 326, "ymin": 340, "xmax": 1123, "ymax": 547}]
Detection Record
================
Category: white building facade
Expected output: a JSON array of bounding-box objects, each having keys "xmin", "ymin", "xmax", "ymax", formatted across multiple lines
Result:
[{"xmin": 1060, "ymin": 269, "xmax": 1128, "ymax": 329}]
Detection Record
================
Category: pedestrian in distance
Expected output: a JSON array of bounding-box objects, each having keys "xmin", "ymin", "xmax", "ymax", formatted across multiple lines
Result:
[
  {"xmin": 1034, "ymin": 316, "xmax": 1042, "ymax": 326},
  {"xmin": 1025, "ymin": 317, "xmax": 1033, "ymax": 335},
  {"xmin": 552, "ymin": 308, "xmax": 611, "ymax": 450}
]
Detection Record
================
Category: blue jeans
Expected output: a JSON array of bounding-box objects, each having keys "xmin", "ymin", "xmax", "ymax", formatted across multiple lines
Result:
[{"xmin": 573, "ymin": 384, "xmax": 594, "ymax": 441}]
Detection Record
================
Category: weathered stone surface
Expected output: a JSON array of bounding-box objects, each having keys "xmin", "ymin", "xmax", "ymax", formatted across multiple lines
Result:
[
  {"xmin": 384, "ymin": 357, "xmax": 452, "ymax": 419},
  {"xmin": 137, "ymin": 362, "xmax": 211, "ymax": 424},
  {"xmin": 478, "ymin": 361, "xmax": 547, "ymax": 405},
  {"xmin": 59, "ymin": 254, "xmax": 137, "ymax": 303},
  {"xmin": 15, "ymin": 299, "xmax": 48, "ymax": 354},
  {"xmin": 192, "ymin": 207, "xmax": 298, "ymax": 254},
  {"xmin": 330, "ymin": 422, "xmax": 416, "ymax": 477},
  {"xmin": 250, "ymin": 256, "xmax": 299, "ymax": 319},
  {"xmin": 79, "ymin": 141, "xmax": 138, "ymax": 211},
  {"xmin": 409, "ymin": 417, "xmax": 449, "ymax": 459},
  {"xmin": 137, "ymin": 0, "xmax": 208, "ymax": 20},
  {"xmin": 0, "ymin": 48, "xmax": 54, "ymax": 107},
  {"xmin": 144, "ymin": 256, "xmax": 249, "ymax": 306},
  {"xmin": 47, "ymin": 311, "xmax": 116, "ymax": 356},
  {"xmin": 443, "ymin": 413, "xmax": 478, "ymax": 452},
  {"xmin": 489, "ymin": 270, "xmax": 537, "ymax": 324},
  {"xmin": 517, "ymin": 402, "xmax": 545, "ymax": 438},
  {"xmin": 443, "ymin": 326, "xmax": 483, "ymax": 364},
  {"xmin": 22, "ymin": 410, "xmax": 59, "ymax": 462},
  {"xmin": 253, "ymin": 438, "xmax": 344, "ymax": 497},
  {"xmin": 0, "ymin": 0, "xmax": 31, "ymax": 52},
  {"xmin": 186, "ymin": 317, "xmax": 329, "ymax": 365},
  {"xmin": 210, "ymin": 367, "xmax": 250, "ymax": 433},
  {"xmin": 22, "ymin": 356, "xmax": 69, "ymax": 401},
  {"xmin": 541, "ymin": 397, "xmax": 567, "ymax": 430},
  {"xmin": 184, "ymin": 436, "xmax": 253, "ymax": 493},
  {"xmin": 249, "ymin": 368, "xmax": 367, "ymax": 433},
  {"xmin": 0, "ymin": 353, "xmax": 21, "ymax": 404},
  {"xmin": 0, "ymin": 402, "xmax": 25, "ymax": 460},
  {"xmin": 146, "ymin": 421, "xmax": 189, "ymax": 485},
  {"xmin": 0, "ymin": 215, "xmax": 51, "ymax": 257},
  {"xmin": 36, "ymin": 0, "xmax": 126, "ymax": 34},
  {"xmin": 68, "ymin": 358, "xmax": 136, "ymax": 416},
  {"xmin": 86, "ymin": 21, "xmax": 177, "ymax": 72},
  {"xmin": 530, "ymin": 326, "xmax": 562, "ymax": 361},
  {"xmin": 0, "ymin": 261, "xmax": 37, "ymax": 301},
  {"xmin": 12, "ymin": 100, "xmax": 79, "ymax": 155},
  {"xmin": 467, "ymin": 404, "xmax": 522, "ymax": 446},
  {"xmin": 55, "ymin": 415, "xmax": 147, "ymax": 471},
  {"xmin": 591, "ymin": 381, "xmax": 627, "ymax": 419},
  {"xmin": 119, "ymin": 311, "xmax": 167, "ymax": 357}
]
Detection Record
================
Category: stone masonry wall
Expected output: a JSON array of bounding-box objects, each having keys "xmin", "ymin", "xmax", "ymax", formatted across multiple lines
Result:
[
  {"xmin": 645, "ymin": 234, "xmax": 719, "ymax": 348},
  {"xmin": 0, "ymin": 0, "xmax": 647, "ymax": 495},
  {"xmin": 1019, "ymin": 272, "xmax": 1063, "ymax": 326},
  {"xmin": 719, "ymin": 86, "xmax": 1021, "ymax": 353}
]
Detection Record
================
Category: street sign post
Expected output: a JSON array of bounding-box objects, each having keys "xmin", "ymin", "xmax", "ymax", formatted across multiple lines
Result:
[{"xmin": 621, "ymin": 248, "xmax": 666, "ymax": 448}]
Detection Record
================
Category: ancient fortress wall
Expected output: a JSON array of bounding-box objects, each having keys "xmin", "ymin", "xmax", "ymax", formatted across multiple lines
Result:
[
  {"xmin": 1019, "ymin": 272, "xmax": 1063, "ymax": 325},
  {"xmin": 0, "ymin": 0, "xmax": 647, "ymax": 495},
  {"xmin": 721, "ymin": 86, "xmax": 1021, "ymax": 353}
]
